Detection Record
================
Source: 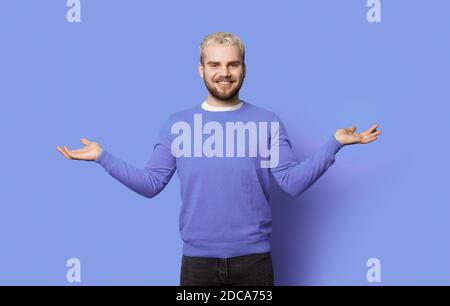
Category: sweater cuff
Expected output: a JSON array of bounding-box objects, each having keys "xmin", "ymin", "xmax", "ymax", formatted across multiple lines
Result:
[
  {"xmin": 326, "ymin": 134, "xmax": 345, "ymax": 155},
  {"xmin": 94, "ymin": 149, "xmax": 111, "ymax": 167}
]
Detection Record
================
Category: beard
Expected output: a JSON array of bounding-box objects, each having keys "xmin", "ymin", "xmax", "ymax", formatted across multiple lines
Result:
[{"xmin": 203, "ymin": 74, "xmax": 245, "ymax": 103}]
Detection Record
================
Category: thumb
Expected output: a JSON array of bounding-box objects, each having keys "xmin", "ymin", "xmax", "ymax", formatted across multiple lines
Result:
[
  {"xmin": 80, "ymin": 138, "xmax": 91, "ymax": 145},
  {"xmin": 349, "ymin": 126, "xmax": 357, "ymax": 132}
]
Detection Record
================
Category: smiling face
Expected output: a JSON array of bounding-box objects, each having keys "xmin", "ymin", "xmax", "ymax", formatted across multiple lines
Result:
[{"xmin": 199, "ymin": 44, "xmax": 246, "ymax": 103}]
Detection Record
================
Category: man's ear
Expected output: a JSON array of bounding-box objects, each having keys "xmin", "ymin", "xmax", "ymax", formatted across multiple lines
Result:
[{"xmin": 198, "ymin": 63, "xmax": 204, "ymax": 79}]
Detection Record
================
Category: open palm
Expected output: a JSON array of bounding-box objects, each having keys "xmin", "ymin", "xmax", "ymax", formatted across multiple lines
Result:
[
  {"xmin": 56, "ymin": 138, "xmax": 102, "ymax": 161},
  {"xmin": 335, "ymin": 124, "xmax": 382, "ymax": 145}
]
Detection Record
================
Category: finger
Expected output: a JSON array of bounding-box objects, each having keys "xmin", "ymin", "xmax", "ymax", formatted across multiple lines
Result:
[
  {"xmin": 370, "ymin": 130, "xmax": 382, "ymax": 137},
  {"xmin": 363, "ymin": 136, "xmax": 378, "ymax": 144},
  {"xmin": 56, "ymin": 146, "xmax": 72, "ymax": 159},
  {"xmin": 56, "ymin": 146, "xmax": 68, "ymax": 158},
  {"xmin": 64, "ymin": 146, "xmax": 77, "ymax": 159},
  {"xmin": 80, "ymin": 138, "xmax": 91, "ymax": 146},
  {"xmin": 366, "ymin": 124, "xmax": 379, "ymax": 133},
  {"xmin": 349, "ymin": 126, "xmax": 357, "ymax": 132},
  {"xmin": 67, "ymin": 147, "xmax": 84, "ymax": 159}
]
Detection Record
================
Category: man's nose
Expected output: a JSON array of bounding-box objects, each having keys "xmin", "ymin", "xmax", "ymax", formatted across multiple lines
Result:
[{"xmin": 219, "ymin": 66, "xmax": 231, "ymax": 77}]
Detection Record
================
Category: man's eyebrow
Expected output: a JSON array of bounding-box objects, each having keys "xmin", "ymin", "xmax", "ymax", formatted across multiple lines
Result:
[{"xmin": 206, "ymin": 61, "xmax": 242, "ymax": 65}]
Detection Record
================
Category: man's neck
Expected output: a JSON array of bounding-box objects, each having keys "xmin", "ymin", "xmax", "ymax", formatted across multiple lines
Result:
[{"xmin": 206, "ymin": 95, "xmax": 241, "ymax": 108}]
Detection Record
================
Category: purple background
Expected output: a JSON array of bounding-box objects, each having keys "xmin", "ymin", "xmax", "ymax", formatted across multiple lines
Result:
[{"xmin": 1, "ymin": 0, "xmax": 449, "ymax": 285}]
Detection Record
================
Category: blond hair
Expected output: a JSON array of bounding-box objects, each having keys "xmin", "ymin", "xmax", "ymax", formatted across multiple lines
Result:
[{"xmin": 199, "ymin": 32, "xmax": 245, "ymax": 65}]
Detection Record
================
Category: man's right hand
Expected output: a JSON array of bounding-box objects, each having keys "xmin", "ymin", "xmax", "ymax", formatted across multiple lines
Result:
[{"xmin": 56, "ymin": 138, "xmax": 102, "ymax": 161}]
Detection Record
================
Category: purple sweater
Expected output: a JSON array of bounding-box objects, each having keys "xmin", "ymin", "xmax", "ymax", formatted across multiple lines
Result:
[{"xmin": 95, "ymin": 101, "xmax": 344, "ymax": 258}]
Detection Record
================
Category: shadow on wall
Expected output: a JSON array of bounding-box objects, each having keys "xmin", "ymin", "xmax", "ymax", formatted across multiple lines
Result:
[{"xmin": 269, "ymin": 137, "xmax": 344, "ymax": 286}]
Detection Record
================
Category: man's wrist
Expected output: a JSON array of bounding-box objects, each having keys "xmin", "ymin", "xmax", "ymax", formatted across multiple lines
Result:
[{"xmin": 94, "ymin": 148, "xmax": 105, "ymax": 163}]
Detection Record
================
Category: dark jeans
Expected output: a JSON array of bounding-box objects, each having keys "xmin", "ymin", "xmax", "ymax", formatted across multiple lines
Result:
[{"xmin": 180, "ymin": 251, "xmax": 274, "ymax": 286}]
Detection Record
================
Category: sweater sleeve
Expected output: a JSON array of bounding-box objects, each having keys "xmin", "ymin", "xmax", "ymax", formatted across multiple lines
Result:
[
  {"xmin": 269, "ymin": 116, "xmax": 344, "ymax": 197},
  {"xmin": 94, "ymin": 118, "xmax": 176, "ymax": 198}
]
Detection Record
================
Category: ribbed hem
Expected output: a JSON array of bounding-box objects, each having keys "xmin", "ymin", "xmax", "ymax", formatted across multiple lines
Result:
[
  {"xmin": 183, "ymin": 239, "xmax": 271, "ymax": 259},
  {"xmin": 94, "ymin": 149, "xmax": 112, "ymax": 168},
  {"xmin": 327, "ymin": 134, "xmax": 345, "ymax": 155}
]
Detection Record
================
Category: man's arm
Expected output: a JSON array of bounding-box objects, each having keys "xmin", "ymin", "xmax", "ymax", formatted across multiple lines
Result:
[
  {"xmin": 269, "ymin": 119, "xmax": 344, "ymax": 197},
  {"xmin": 269, "ymin": 116, "xmax": 381, "ymax": 197},
  {"xmin": 56, "ymin": 117, "xmax": 177, "ymax": 199},
  {"xmin": 94, "ymin": 141, "xmax": 176, "ymax": 198}
]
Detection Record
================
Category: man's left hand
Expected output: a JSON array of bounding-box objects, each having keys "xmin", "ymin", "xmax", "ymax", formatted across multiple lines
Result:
[{"xmin": 335, "ymin": 124, "xmax": 382, "ymax": 145}]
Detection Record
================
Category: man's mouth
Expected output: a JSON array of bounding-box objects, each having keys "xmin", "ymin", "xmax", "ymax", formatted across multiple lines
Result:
[{"xmin": 216, "ymin": 80, "xmax": 234, "ymax": 89}]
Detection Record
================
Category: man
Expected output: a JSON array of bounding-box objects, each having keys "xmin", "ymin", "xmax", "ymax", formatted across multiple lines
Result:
[{"xmin": 56, "ymin": 32, "xmax": 382, "ymax": 286}]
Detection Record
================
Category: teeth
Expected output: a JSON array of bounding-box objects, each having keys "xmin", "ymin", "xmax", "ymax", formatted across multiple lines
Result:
[{"xmin": 218, "ymin": 81, "xmax": 231, "ymax": 84}]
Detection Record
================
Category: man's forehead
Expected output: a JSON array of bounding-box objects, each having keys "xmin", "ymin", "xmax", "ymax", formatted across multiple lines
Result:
[{"xmin": 204, "ymin": 45, "xmax": 242, "ymax": 62}]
